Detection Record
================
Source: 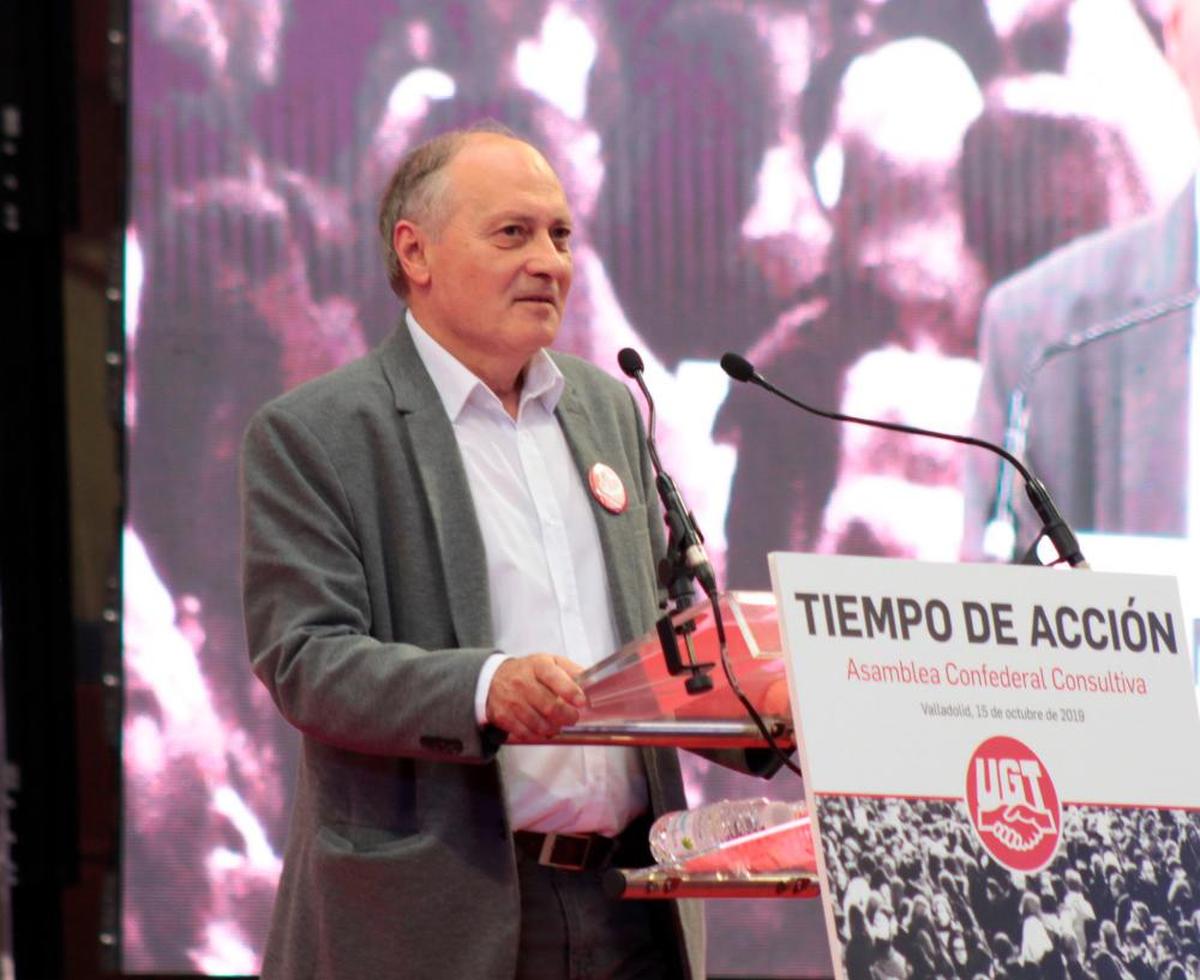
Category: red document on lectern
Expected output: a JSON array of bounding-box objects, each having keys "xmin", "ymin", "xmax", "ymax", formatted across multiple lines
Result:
[
  {"xmin": 672, "ymin": 816, "xmax": 817, "ymax": 874},
  {"xmin": 572, "ymin": 592, "xmax": 792, "ymax": 725}
]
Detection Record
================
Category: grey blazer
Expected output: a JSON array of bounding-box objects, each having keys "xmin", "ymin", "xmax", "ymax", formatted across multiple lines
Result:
[
  {"xmin": 242, "ymin": 324, "xmax": 704, "ymax": 978},
  {"xmin": 963, "ymin": 183, "xmax": 1195, "ymax": 559}
]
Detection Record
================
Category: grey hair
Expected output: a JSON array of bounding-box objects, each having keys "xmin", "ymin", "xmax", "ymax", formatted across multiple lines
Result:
[{"xmin": 377, "ymin": 121, "xmax": 521, "ymax": 298}]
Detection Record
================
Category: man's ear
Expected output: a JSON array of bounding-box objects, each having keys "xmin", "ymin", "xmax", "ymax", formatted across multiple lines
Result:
[{"xmin": 393, "ymin": 219, "xmax": 432, "ymax": 289}]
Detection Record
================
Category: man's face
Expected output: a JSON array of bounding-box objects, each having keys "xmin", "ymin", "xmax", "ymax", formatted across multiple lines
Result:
[
  {"xmin": 1168, "ymin": 0, "xmax": 1200, "ymax": 131},
  {"xmin": 404, "ymin": 135, "xmax": 573, "ymax": 375}
]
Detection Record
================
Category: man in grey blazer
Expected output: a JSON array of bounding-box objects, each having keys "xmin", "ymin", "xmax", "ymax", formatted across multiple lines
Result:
[
  {"xmin": 962, "ymin": 180, "xmax": 1195, "ymax": 559},
  {"xmin": 242, "ymin": 127, "xmax": 716, "ymax": 977},
  {"xmin": 964, "ymin": 0, "xmax": 1200, "ymax": 560}
]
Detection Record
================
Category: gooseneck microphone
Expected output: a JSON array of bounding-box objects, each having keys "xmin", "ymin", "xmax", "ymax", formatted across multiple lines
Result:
[
  {"xmin": 720, "ymin": 352, "xmax": 1088, "ymax": 568},
  {"xmin": 622, "ymin": 349, "xmax": 803, "ymax": 775},
  {"xmin": 618, "ymin": 348, "xmax": 718, "ymax": 599},
  {"xmin": 985, "ymin": 289, "xmax": 1200, "ymax": 560}
]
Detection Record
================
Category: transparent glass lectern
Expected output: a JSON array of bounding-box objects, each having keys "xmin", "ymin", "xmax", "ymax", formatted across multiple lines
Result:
[
  {"xmin": 549, "ymin": 591, "xmax": 794, "ymax": 750},
  {"xmin": 605, "ymin": 815, "xmax": 820, "ymax": 900},
  {"xmin": 541, "ymin": 591, "xmax": 817, "ymax": 900}
]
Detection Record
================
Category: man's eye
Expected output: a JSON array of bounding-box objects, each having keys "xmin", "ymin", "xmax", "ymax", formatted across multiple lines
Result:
[{"xmin": 500, "ymin": 225, "xmax": 524, "ymax": 238}]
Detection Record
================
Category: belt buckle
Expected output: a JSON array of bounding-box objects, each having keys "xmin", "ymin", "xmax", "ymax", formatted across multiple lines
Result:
[{"xmin": 538, "ymin": 831, "xmax": 593, "ymax": 870}]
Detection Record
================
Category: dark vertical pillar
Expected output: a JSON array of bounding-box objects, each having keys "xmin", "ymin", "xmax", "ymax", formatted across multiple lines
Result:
[{"xmin": 0, "ymin": 1, "xmax": 80, "ymax": 977}]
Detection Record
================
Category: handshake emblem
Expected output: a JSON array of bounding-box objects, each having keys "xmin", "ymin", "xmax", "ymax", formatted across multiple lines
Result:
[{"xmin": 965, "ymin": 735, "xmax": 1062, "ymax": 872}]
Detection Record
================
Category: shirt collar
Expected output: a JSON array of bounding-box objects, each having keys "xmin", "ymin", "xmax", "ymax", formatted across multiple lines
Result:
[{"xmin": 405, "ymin": 310, "xmax": 565, "ymax": 421}]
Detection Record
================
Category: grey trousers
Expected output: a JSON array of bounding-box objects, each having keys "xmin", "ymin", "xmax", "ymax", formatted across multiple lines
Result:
[{"xmin": 514, "ymin": 849, "xmax": 683, "ymax": 980}]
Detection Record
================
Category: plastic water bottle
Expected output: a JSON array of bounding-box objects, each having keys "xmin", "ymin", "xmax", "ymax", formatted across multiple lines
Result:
[{"xmin": 648, "ymin": 797, "xmax": 804, "ymax": 864}]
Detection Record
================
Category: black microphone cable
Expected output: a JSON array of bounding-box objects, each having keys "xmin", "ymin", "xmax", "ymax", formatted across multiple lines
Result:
[{"xmin": 705, "ymin": 587, "xmax": 804, "ymax": 778}]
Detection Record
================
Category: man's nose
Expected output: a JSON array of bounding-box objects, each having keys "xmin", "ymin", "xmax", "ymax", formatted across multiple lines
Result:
[{"xmin": 524, "ymin": 231, "xmax": 571, "ymax": 278}]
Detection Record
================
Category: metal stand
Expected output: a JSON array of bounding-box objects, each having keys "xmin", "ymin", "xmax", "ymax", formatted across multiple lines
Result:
[
  {"xmin": 605, "ymin": 867, "xmax": 819, "ymax": 900},
  {"xmin": 550, "ymin": 717, "xmax": 793, "ymax": 749}
]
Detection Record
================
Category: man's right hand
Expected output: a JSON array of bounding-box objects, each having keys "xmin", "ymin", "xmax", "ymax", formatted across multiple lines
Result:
[{"xmin": 485, "ymin": 654, "xmax": 588, "ymax": 742}]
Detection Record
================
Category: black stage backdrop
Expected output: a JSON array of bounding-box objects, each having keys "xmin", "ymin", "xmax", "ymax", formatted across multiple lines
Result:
[{"xmin": 122, "ymin": 0, "xmax": 1197, "ymax": 974}]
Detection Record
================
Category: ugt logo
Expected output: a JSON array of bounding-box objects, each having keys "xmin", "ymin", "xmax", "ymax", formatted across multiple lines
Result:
[{"xmin": 964, "ymin": 735, "xmax": 1061, "ymax": 872}]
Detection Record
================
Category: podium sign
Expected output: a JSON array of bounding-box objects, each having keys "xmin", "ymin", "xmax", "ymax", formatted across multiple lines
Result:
[
  {"xmin": 1077, "ymin": 532, "xmax": 1200, "ymax": 681},
  {"xmin": 770, "ymin": 553, "xmax": 1200, "ymax": 980}
]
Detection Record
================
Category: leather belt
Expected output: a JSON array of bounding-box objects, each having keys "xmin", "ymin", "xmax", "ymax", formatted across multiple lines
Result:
[{"xmin": 513, "ymin": 813, "xmax": 652, "ymax": 872}]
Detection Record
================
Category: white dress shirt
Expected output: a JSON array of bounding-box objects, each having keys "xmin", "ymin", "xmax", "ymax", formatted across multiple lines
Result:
[{"xmin": 406, "ymin": 312, "xmax": 648, "ymax": 835}]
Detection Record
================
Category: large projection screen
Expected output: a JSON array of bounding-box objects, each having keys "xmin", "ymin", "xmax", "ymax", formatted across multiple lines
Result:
[{"xmin": 123, "ymin": 0, "xmax": 1198, "ymax": 974}]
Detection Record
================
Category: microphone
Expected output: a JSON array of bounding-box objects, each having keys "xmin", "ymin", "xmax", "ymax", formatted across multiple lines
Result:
[
  {"xmin": 720, "ymin": 352, "xmax": 1089, "ymax": 568},
  {"xmin": 617, "ymin": 347, "xmax": 718, "ymax": 599},
  {"xmin": 622, "ymin": 352, "xmax": 801, "ymax": 773},
  {"xmin": 985, "ymin": 289, "xmax": 1200, "ymax": 560}
]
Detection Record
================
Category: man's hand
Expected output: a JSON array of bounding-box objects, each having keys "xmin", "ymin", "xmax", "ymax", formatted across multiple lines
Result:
[{"xmin": 485, "ymin": 654, "xmax": 588, "ymax": 742}]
